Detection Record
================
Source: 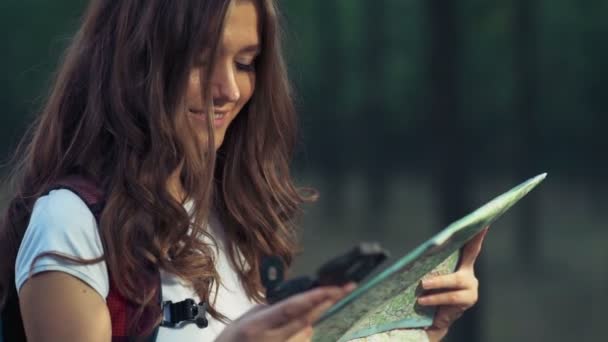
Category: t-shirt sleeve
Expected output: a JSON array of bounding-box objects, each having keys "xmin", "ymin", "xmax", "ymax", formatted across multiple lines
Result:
[{"xmin": 15, "ymin": 189, "xmax": 110, "ymax": 300}]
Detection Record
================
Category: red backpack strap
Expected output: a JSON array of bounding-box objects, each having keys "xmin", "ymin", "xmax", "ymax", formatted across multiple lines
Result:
[
  {"xmin": 49, "ymin": 175, "xmax": 161, "ymax": 341},
  {"xmin": 106, "ymin": 274, "xmax": 162, "ymax": 342}
]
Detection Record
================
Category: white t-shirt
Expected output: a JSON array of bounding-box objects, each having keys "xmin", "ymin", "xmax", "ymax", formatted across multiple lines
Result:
[{"xmin": 15, "ymin": 189, "xmax": 257, "ymax": 341}]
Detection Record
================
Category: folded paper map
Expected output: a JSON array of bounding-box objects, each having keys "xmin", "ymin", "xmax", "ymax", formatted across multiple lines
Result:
[{"xmin": 312, "ymin": 173, "xmax": 547, "ymax": 342}]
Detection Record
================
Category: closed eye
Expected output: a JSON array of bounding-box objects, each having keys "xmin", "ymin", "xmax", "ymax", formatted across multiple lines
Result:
[{"xmin": 236, "ymin": 61, "xmax": 256, "ymax": 72}]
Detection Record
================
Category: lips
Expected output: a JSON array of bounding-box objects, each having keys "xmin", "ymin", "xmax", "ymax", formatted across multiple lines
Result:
[
  {"xmin": 188, "ymin": 109, "xmax": 228, "ymax": 127},
  {"xmin": 189, "ymin": 109, "xmax": 227, "ymax": 116}
]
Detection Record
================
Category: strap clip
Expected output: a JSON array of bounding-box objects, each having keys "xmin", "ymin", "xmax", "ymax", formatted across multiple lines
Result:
[{"xmin": 161, "ymin": 298, "xmax": 208, "ymax": 329}]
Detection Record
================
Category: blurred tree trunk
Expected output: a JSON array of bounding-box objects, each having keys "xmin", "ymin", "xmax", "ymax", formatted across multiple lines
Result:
[
  {"xmin": 316, "ymin": 0, "xmax": 347, "ymax": 218},
  {"xmin": 513, "ymin": 0, "xmax": 541, "ymax": 271},
  {"xmin": 580, "ymin": 4, "xmax": 608, "ymax": 212},
  {"xmin": 361, "ymin": 0, "xmax": 390, "ymax": 232},
  {"xmin": 425, "ymin": 0, "xmax": 480, "ymax": 341}
]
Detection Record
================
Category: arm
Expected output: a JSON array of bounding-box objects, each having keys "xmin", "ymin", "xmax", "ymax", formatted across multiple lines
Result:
[
  {"xmin": 19, "ymin": 271, "xmax": 111, "ymax": 342},
  {"xmin": 15, "ymin": 190, "xmax": 112, "ymax": 341}
]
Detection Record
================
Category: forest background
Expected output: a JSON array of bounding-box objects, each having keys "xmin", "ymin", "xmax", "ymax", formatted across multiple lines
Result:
[{"xmin": 1, "ymin": 1, "xmax": 606, "ymax": 341}]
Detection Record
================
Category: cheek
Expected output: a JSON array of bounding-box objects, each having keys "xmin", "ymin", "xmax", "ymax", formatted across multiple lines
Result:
[
  {"xmin": 238, "ymin": 73, "xmax": 256, "ymax": 106},
  {"xmin": 187, "ymin": 69, "xmax": 203, "ymax": 104}
]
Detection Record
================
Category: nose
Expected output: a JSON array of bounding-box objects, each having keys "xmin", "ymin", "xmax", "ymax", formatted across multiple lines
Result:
[{"xmin": 211, "ymin": 62, "xmax": 240, "ymax": 104}]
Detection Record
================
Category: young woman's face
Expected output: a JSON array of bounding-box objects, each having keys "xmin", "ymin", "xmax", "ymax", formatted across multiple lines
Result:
[{"xmin": 186, "ymin": 0, "xmax": 260, "ymax": 150}]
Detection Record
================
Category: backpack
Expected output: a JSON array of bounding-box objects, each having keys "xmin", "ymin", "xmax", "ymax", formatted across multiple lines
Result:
[{"xmin": 1, "ymin": 174, "xmax": 208, "ymax": 341}]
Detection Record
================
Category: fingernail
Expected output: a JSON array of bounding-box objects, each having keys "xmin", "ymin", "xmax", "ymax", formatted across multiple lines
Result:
[
  {"xmin": 418, "ymin": 297, "xmax": 428, "ymax": 305},
  {"xmin": 422, "ymin": 279, "xmax": 434, "ymax": 288},
  {"xmin": 344, "ymin": 282, "xmax": 357, "ymax": 292}
]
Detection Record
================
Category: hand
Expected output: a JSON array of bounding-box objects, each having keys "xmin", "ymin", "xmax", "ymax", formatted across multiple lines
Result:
[
  {"xmin": 417, "ymin": 228, "xmax": 488, "ymax": 342},
  {"xmin": 215, "ymin": 283, "xmax": 356, "ymax": 342}
]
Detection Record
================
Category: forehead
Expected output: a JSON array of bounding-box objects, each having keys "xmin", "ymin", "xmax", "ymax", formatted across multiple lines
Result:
[{"xmin": 222, "ymin": 0, "xmax": 260, "ymax": 52}]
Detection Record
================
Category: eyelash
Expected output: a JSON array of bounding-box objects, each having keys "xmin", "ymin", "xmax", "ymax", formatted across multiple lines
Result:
[
  {"xmin": 193, "ymin": 59, "xmax": 256, "ymax": 72},
  {"xmin": 236, "ymin": 61, "xmax": 256, "ymax": 72}
]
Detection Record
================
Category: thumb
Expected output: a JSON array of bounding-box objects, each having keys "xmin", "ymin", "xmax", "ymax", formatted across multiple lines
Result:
[{"xmin": 460, "ymin": 227, "xmax": 489, "ymax": 269}]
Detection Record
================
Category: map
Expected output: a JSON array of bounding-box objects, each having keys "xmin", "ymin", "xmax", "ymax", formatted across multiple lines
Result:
[{"xmin": 312, "ymin": 173, "xmax": 547, "ymax": 342}]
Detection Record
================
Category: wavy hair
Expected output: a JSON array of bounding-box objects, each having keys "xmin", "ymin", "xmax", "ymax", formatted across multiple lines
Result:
[{"xmin": 0, "ymin": 0, "xmax": 312, "ymax": 333}]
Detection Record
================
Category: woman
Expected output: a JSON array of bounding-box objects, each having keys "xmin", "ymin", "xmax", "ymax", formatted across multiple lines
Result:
[{"xmin": 0, "ymin": 0, "xmax": 482, "ymax": 341}]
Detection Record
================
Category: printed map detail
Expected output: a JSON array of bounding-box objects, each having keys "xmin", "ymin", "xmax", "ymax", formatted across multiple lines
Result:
[
  {"xmin": 312, "ymin": 173, "xmax": 547, "ymax": 342},
  {"xmin": 343, "ymin": 252, "xmax": 460, "ymax": 340},
  {"xmin": 347, "ymin": 329, "xmax": 430, "ymax": 342}
]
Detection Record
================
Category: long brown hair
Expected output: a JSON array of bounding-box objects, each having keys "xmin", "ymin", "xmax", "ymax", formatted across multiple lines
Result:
[{"xmin": 0, "ymin": 0, "xmax": 312, "ymax": 330}]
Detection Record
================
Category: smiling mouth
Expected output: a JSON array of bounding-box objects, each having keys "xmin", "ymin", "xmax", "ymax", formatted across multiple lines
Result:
[
  {"xmin": 189, "ymin": 110, "xmax": 227, "ymax": 119},
  {"xmin": 188, "ymin": 110, "xmax": 229, "ymax": 128}
]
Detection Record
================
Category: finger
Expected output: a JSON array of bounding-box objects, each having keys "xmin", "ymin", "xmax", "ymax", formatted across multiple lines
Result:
[
  {"xmin": 270, "ymin": 298, "xmax": 335, "ymax": 340},
  {"xmin": 432, "ymin": 306, "xmax": 465, "ymax": 330},
  {"xmin": 257, "ymin": 286, "xmax": 345, "ymax": 329},
  {"xmin": 418, "ymin": 289, "xmax": 477, "ymax": 307},
  {"xmin": 421, "ymin": 271, "xmax": 477, "ymax": 290},
  {"xmin": 306, "ymin": 296, "xmax": 340, "ymax": 324},
  {"xmin": 342, "ymin": 282, "xmax": 357, "ymax": 293},
  {"xmin": 301, "ymin": 283, "xmax": 354, "ymax": 325},
  {"xmin": 460, "ymin": 227, "xmax": 489, "ymax": 268},
  {"xmin": 240, "ymin": 304, "xmax": 268, "ymax": 317},
  {"xmin": 286, "ymin": 326, "xmax": 313, "ymax": 342}
]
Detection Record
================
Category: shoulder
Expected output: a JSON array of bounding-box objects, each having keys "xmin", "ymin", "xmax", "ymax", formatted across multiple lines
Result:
[
  {"xmin": 15, "ymin": 188, "xmax": 109, "ymax": 298},
  {"xmin": 23, "ymin": 188, "xmax": 101, "ymax": 254},
  {"xmin": 30, "ymin": 188, "xmax": 98, "ymax": 228}
]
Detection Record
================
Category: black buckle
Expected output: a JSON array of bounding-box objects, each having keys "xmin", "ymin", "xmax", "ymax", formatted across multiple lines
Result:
[{"xmin": 161, "ymin": 299, "xmax": 208, "ymax": 329}]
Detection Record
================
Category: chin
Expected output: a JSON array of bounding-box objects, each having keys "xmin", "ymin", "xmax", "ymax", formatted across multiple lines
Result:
[
  {"xmin": 214, "ymin": 137, "xmax": 225, "ymax": 151},
  {"xmin": 193, "ymin": 134, "xmax": 223, "ymax": 152}
]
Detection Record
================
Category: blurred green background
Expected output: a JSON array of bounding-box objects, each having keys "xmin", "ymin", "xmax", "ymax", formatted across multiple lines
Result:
[{"xmin": 1, "ymin": 1, "xmax": 607, "ymax": 341}]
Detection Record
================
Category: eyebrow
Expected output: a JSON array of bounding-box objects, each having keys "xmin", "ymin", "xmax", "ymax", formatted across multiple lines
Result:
[{"xmin": 241, "ymin": 44, "xmax": 261, "ymax": 54}]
